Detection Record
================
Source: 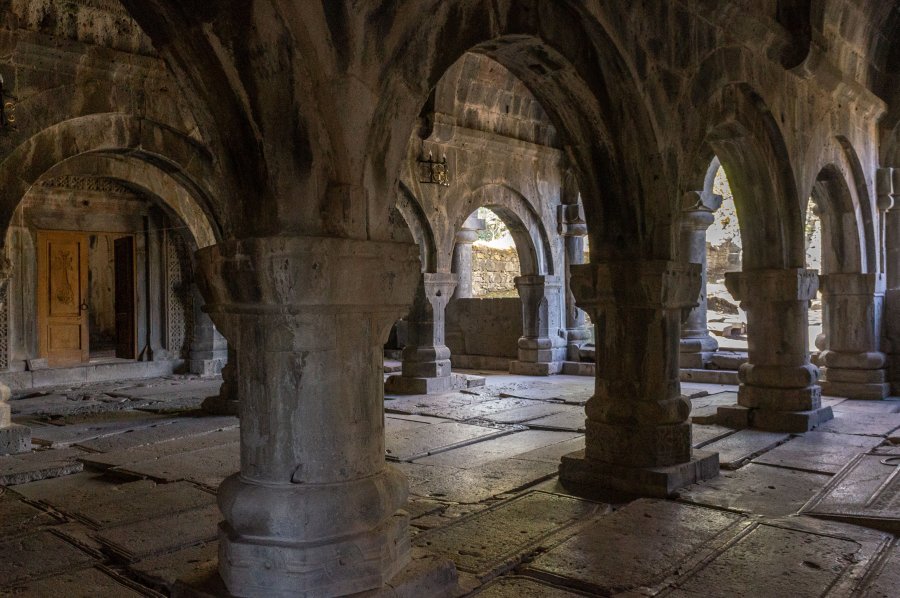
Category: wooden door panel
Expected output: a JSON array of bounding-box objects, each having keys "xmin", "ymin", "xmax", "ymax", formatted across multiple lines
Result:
[{"xmin": 38, "ymin": 231, "xmax": 89, "ymax": 366}]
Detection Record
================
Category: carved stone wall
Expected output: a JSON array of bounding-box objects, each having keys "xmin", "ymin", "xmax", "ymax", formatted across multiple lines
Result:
[
  {"xmin": 0, "ymin": 285, "xmax": 8, "ymax": 371},
  {"xmin": 165, "ymin": 230, "xmax": 193, "ymax": 359}
]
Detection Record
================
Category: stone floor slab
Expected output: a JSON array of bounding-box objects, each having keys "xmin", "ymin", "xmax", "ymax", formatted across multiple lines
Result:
[
  {"xmin": 0, "ymin": 447, "xmax": 85, "ymax": 485},
  {"xmin": 76, "ymin": 415, "xmax": 237, "ymax": 453},
  {"xmin": 690, "ymin": 392, "xmax": 738, "ymax": 424},
  {"xmin": 800, "ymin": 451, "xmax": 900, "ymax": 534},
  {"xmin": 524, "ymin": 499, "xmax": 746, "ymax": 595},
  {"xmin": 524, "ymin": 409, "xmax": 586, "ymax": 432},
  {"xmin": 514, "ymin": 436, "xmax": 586, "ymax": 464},
  {"xmin": 31, "ymin": 415, "xmax": 171, "ymax": 448},
  {"xmin": 752, "ymin": 431, "xmax": 884, "ymax": 474},
  {"xmin": 856, "ymin": 539, "xmax": 900, "ymax": 598},
  {"xmin": 475, "ymin": 576, "xmax": 591, "ymax": 597},
  {"xmin": 661, "ymin": 518, "xmax": 890, "ymax": 598},
  {"xmin": 79, "ymin": 428, "xmax": 240, "ymax": 470},
  {"xmin": 674, "ymin": 463, "xmax": 831, "ymax": 517},
  {"xmin": 385, "ymin": 422, "xmax": 512, "ymax": 462},
  {"xmin": 498, "ymin": 381, "xmax": 593, "ymax": 404},
  {"xmin": 414, "ymin": 491, "xmax": 606, "ymax": 579},
  {"xmin": 816, "ymin": 412, "xmax": 900, "ymax": 437},
  {"xmin": 415, "ymin": 430, "xmax": 581, "ymax": 468},
  {"xmin": 481, "ymin": 402, "xmax": 577, "ymax": 425},
  {"xmin": 110, "ymin": 379, "xmax": 222, "ymax": 401},
  {"xmin": 129, "ymin": 541, "xmax": 218, "ymax": 590},
  {"xmin": 3, "ymin": 566, "xmax": 154, "ymax": 597},
  {"xmin": 397, "ymin": 458, "xmax": 560, "ymax": 503},
  {"xmin": 702, "ymin": 429, "xmax": 790, "ymax": 469},
  {"xmin": 0, "ymin": 489, "xmax": 59, "ymax": 537},
  {"xmin": 422, "ymin": 398, "xmax": 548, "ymax": 421},
  {"xmin": 691, "ymin": 424, "xmax": 735, "ymax": 448},
  {"xmin": 111, "ymin": 442, "xmax": 240, "ymax": 488},
  {"xmin": 94, "ymin": 503, "xmax": 220, "ymax": 560},
  {"xmin": 831, "ymin": 399, "xmax": 900, "ymax": 414},
  {"xmin": 0, "ymin": 530, "xmax": 96, "ymax": 586}
]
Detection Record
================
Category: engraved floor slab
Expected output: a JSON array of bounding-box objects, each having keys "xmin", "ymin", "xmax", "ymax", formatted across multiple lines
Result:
[
  {"xmin": 525, "ymin": 499, "xmax": 746, "ymax": 595},
  {"xmin": 0, "ymin": 530, "xmax": 96, "ymax": 586},
  {"xmin": 419, "ymin": 398, "xmax": 548, "ymax": 421},
  {"xmin": 525, "ymin": 409, "xmax": 586, "ymax": 432},
  {"xmin": 415, "ymin": 430, "xmax": 581, "ymax": 468},
  {"xmin": 661, "ymin": 517, "xmax": 891, "ymax": 598},
  {"xmin": 111, "ymin": 442, "xmax": 240, "ymax": 488},
  {"xmin": 816, "ymin": 412, "xmax": 900, "ymax": 437},
  {"xmin": 385, "ymin": 422, "xmax": 512, "ymax": 461},
  {"xmin": 800, "ymin": 451, "xmax": 900, "ymax": 534},
  {"xmin": 94, "ymin": 503, "xmax": 220, "ymax": 560},
  {"xmin": 481, "ymin": 402, "xmax": 577, "ymax": 424},
  {"xmin": 0, "ymin": 448, "xmax": 85, "ymax": 485},
  {"xmin": 674, "ymin": 463, "xmax": 831, "ymax": 517},
  {"xmin": 79, "ymin": 428, "xmax": 240, "ymax": 470},
  {"xmin": 514, "ymin": 436, "xmax": 586, "ymax": 464},
  {"xmin": 414, "ymin": 491, "xmax": 606, "ymax": 579},
  {"xmin": 4, "ymin": 566, "xmax": 153, "ymax": 597},
  {"xmin": 690, "ymin": 392, "xmax": 738, "ymax": 424},
  {"xmin": 498, "ymin": 381, "xmax": 593, "ymax": 404},
  {"xmin": 129, "ymin": 541, "xmax": 218, "ymax": 589},
  {"xmin": 0, "ymin": 490, "xmax": 59, "ymax": 537},
  {"xmin": 111, "ymin": 379, "xmax": 223, "ymax": 401},
  {"xmin": 832, "ymin": 399, "xmax": 900, "ymax": 414},
  {"xmin": 474, "ymin": 575, "xmax": 591, "ymax": 597},
  {"xmin": 752, "ymin": 431, "xmax": 884, "ymax": 474},
  {"xmin": 397, "ymin": 459, "xmax": 560, "ymax": 503},
  {"xmin": 691, "ymin": 424, "xmax": 735, "ymax": 448},
  {"xmin": 32, "ymin": 415, "xmax": 171, "ymax": 448},
  {"xmin": 76, "ymin": 415, "xmax": 237, "ymax": 453},
  {"xmin": 856, "ymin": 539, "xmax": 900, "ymax": 598},
  {"xmin": 702, "ymin": 429, "xmax": 790, "ymax": 469}
]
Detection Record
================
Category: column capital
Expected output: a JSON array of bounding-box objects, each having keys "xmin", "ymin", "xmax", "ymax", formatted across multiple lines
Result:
[
  {"xmin": 422, "ymin": 272, "xmax": 458, "ymax": 303},
  {"xmin": 558, "ymin": 203, "xmax": 587, "ymax": 237},
  {"xmin": 876, "ymin": 167, "xmax": 900, "ymax": 211},
  {"xmin": 819, "ymin": 272, "xmax": 885, "ymax": 296},
  {"xmin": 725, "ymin": 268, "xmax": 818, "ymax": 303},
  {"xmin": 571, "ymin": 261, "xmax": 701, "ymax": 311},
  {"xmin": 456, "ymin": 215, "xmax": 485, "ymax": 245},
  {"xmin": 681, "ymin": 190, "xmax": 723, "ymax": 214}
]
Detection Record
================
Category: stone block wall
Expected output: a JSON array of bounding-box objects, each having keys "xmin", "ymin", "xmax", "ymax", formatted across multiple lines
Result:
[
  {"xmin": 446, "ymin": 297, "xmax": 521, "ymax": 359},
  {"xmin": 472, "ymin": 245, "xmax": 520, "ymax": 297}
]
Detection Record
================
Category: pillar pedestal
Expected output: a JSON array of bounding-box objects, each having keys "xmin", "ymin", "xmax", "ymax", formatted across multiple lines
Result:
[
  {"xmin": 559, "ymin": 261, "xmax": 719, "ymax": 497},
  {"xmin": 196, "ymin": 236, "xmax": 447, "ymax": 597},
  {"xmin": 509, "ymin": 275, "xmax": 566, "ymax": 376},
  {"xmin": 559, "ymin": 204, "xmax": 592, "ymax": 361},
  {"xmin": 818, "ymin": 273, "xmax": 889, "ymax": 400},
  {"xmin": 720, "ymin": 269, "xmax": 833, "ymax": 432},
  {"xmin": 386, "ymin": 273, "xmax": 466, "ymax": 394},
  {"xmin": 679, "ymin": 192, "xmax": 723, "ymax": 368}
]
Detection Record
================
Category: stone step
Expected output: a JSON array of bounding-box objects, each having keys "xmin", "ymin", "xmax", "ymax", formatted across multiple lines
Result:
[{"xmin": 0, "ymin": 448, "xmax": 85, "ymax": 485}]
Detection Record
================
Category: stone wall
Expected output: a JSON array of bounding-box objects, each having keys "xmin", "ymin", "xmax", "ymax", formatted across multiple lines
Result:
[
  {"xmin": 707, "ymin": 239, "xmax": 742, "ymax": 284},
  {"xmin": 472, "ymin": 245, "xmax": 520, "ymax": 298},
  {"xmin": 446, "ymin": 297, "xmax": 520, "ymax": 360}
]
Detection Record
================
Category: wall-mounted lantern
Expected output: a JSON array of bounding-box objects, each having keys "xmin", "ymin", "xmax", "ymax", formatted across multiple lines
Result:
[{"xmin": 417, "ymin": 151, "xmax": 451, "ymax": 187}]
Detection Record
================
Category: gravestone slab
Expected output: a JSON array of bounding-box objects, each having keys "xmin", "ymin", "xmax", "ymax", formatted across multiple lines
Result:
[
  {"xmin": 525, "ymin": 409, "xmax": 586, "ymax": 432},
  {"xmin": 129, "ymin": 541, "xmax": 218, "ymax": 589},
  {"xmin": 499, "ymin": 381, "xmax": 592, "ymax": 404},
  {"xmin": 76, "ymin": 416, "xmax": 237, "ymax": 453},
  {"xmin": 752, "ymin": 431, "xmax": 884, "ymax": 474},
  {"xmin": 515, "ymin": 436, "xmax": 586, "ymax": 464},
  {"xmin": 385, "ymin": 422, "xmax": 511, "ymax": 461},
  {"xmin": 397, "ymin": 458, "xmax": 560, "ymax": 503},
  {"xmin": 420, "ymin": 398, "xmax": 546, "ymax": 421},
  {"xmin": 3, "ymin": 566, "xmax": 153, "ymax": 597},
  {"xmin": 415, "ymin": 430, "xmax": 581, "ymax": 468},
  {"xmin": 475, "ymin": 576, "xmax": 590, "ymax": 597},
  {"xmin": 481, "ymin": 402, "xmax": 575, "ymax": 424},
  {"xmin": 525, "ymin": 499, "xmax": 746, "ymax": 595},
  {"xmin": 0, "ymin": 490, "xmax": 59, "ymax": 537},
  {"xmin": 79, "ymin": 428, "xmax": 239, "ymax": 470},
  {"xmin": 0, "ymin": 531, "xmax": 96, "ymax": 586},
  {"xmin": 95, "ymin": 503, "xmax": 220, "ymax": 560},
  {"xmin": 702, "ymin": 429, "xmax": 790, "ymax": 469},
  {"xmin": 414, "ymin": 491, "xmax": 606, "ymax": 579},
  {"xmin": 111, "ymin": 442, "xmax": 239, "ymax": 488},
  {"xmin": 674, "ymin": 463, "xmax": 831, "ymax": 517},
  {"xmin": 856, "ymin": 540, "xmax": 899, "ymax": 598},
  {"xmin": 32, "ymin": 415, "xmax": 171, "ymax": 448},
  {"xmin": 0, "ymin": 448, "xmax": 85, "ymax": 485},
  {"xmin": 800, "ymin": 451, "xmax": 900, "ymax": 534},
  {"xmin": 691, "ymin": 424, "xmax": 735, "ymax": 448},
  {"xmin": 816, "ymin": 412, "xmax": 900, "ymax": 437}
]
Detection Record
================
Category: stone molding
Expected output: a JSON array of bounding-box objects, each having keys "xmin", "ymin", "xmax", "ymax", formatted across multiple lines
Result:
[
  {"xmin": 819, "ymin": 272, "xmax": 885, "ymax": 296},
  {"xmin": 37, "ymin": 175, "xmax": 135, "ymax": 196},
  {"xmin": 571, "ymin": 261, "xmax": 701, "ymax": 311},
  {"xmin": 726, "ymin": 268, "xmax": 819, "ymax": 303}
]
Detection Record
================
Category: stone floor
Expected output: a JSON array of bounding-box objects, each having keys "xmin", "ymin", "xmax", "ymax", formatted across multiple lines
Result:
[{"xmin": 1, "ymin": 371, "xmax": 898, "ymax": 596}]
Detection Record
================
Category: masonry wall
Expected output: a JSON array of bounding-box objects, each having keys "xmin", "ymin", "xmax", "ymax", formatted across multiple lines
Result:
[{"xmin": 472, "ymin": 245, "xmax": 520, "ymax": 297}]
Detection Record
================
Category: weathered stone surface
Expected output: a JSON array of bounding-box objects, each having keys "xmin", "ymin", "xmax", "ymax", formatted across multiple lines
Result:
[
  {"xmin": 79, "ymin": 428, "xmax": 239, "ymax": 470},
  {"xmin": 752, "ymin": 431, "xmax": 884, "ymax": 474},
  {"xmin": 0, "ymin": 531, "xmax": 96, "ymax": 586},
  {"xmin": 385, "ymin": 422, "xmax": 511, "ymax": 462},
  {"xmin": 675, "ymin": 463, "xmax": 831, "ymax": 517},
  {"xmin": 95, "ymin": 503, "xmax": 220, "ymax": 560},
  {"xmin": 2, "ymin": 566, "xmax": 151, "ymax": 597},
  {"xmin": 525, "ymin": 409, "xmax": 586, "ymax": 432},
  {"xmin": 498, "ymin": 380, "xmax": 593, "ymax": 404},
  {"xmin": 514, "ymin": 436, "xmax": 586, "ymax": 464},
  {"xmin": 800, "ymin": 451, "xmax": 900, "ymax": 534},
  {"xmin": 0, "ymin": 448, "xmax": 85, "ymax": 485},
  {"xmin": 525, "ymin": 499, "xmax": 746, "ymax": 594},
  {"xmin": 856, "ymin": 540, "xmax": 900, "ymax": 598},
  {"xmin": 481, "ymin": 402, "xmax": 576, "ymax": 424},
  {"xmin": 414, "ymin": 491, "xmax": 606, "ymax": 578},
  {"xmin": 110, "ymin": 379, "xmax": 223, "ymax": 402},
  {"xmin": 832, "ymin": 399, "xmax": 900, "ymax": 414},
  {"xmin": 76, "ymin": 415, "xmax": 237, "ymax": 453},
  {"xmin": 111, "ymin": 442, "xmax": 239, "ymax": 487},
  {"xmin": 690, "ymin": 392, "xmax": 738, "ymax": 424},
  {"xmin": 397, "ymin": 459, "xmax": 559, "ymax": 503},
  {"xmin": 702, "ymin": 429, "xmax": 790, "ymax": 469},
  {"xmin": 0, "ymin": 490, "xmax": 59, "ymax": 537},
  {"xmin": 691, "ymin": 424, "xmax": 735, "ymax": 448},
  {"xmin": 415, "ymin": 430, "xmax": 581, "ymax": 468},
  {"xmin": 816, "ymin": 412, "xmax": 900, "ymax": 437},
  {"xmin": 475, "ymin": 576, "xmax": 588, "ymax": 597},
  {"xmin": 31, "ymin": 415, "xmax": 170, "ymax": 448},
  {"xmin": 130, "ymin": 541, "xmax": 219, "ymax": 589}
]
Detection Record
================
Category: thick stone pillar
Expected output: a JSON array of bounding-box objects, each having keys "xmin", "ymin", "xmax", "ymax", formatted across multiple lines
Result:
[
  {"xmin": 0, "ymin": 272, "xmax": 28, "ymax": 455},
  {"xmin": 196, "ymin": 236, "xmax": 420, "ymax": 597},
  {"xmin": 509, "ymin": 275, "xmax": 566, "ymax": 376},
  {"xmin": 559, "ymin": 204, "xmax": 591, "ymax": 361},
  {"xmin": 385, "ymin": 273, "xmax": 463, "ymax": 394},
  {"xmin": 679, "ymin": 191, "xmax": 723, "ymax": 368},
  {"xmin": 451, "ymin": 216, "xmax": 485, "ymax": 299},
  {"xmin": 878, "ymin": 168, "xmax": 900, "ymax": 394},
  {"xmin": 818, "ymin": 273, "xmax": 889, "ymax": 400},
  {"xmin": 721, "ymin": 269, "xmax": 833, "ymax": 432},
  {"xmin": 559, "ymin": 261, "xmax": 719, "ymax": 497},
  {"xmin": 202, "ymin": 346, "xmax": 239, "ymax": 415}
]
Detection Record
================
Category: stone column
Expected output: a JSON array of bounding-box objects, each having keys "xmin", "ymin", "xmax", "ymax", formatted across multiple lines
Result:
[
  {"xmin": 385, "ymin": 272, "xmax": 462, "ymax": 394},
  {"xmin": 0, "ymin": 272, "xmax": 29, "ymax": 455},
  {"xmin": 679, "ymin": 191, "xmax": 723, "ymax": 368},
  {"xmin": 559, "ymin": 261, "xmax": 718, "ymax": 497},
  {"xmin": 509, "ymin": 275, "xmax": 566, "ymax": 376},
  {"xmin": 202, "ymin": 346, "xmax": 239, "ymax": 416},
  {"xmin": 558, "ymin": 204, "xmax": 591, "ymax": 361},
  {"xmin": 721, "ymin": 269, "xmax": 833, "ymax": 432},
  {"xmin": 878, "ymin": 168, "xmax": 900, "ymax": 394},
  {"xmin": 196, "ymin": 236, "xmax": 420, "ymax": 597},
  {"xmin": 818, "ymin": 273, "xmax": 889, "ymax": 400},
  {"xmin": 451, "ymin": 215, "xmax": 485, "ymax": 299}
]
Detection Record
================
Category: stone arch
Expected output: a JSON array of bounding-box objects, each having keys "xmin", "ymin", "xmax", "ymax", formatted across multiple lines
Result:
[
  {"xmin": 451, "ymin": 184, "xmax": 553, "ymax": 277},
  {"xmin": 395, "ymin": 183, "xmax": 437, "ymax": 273},
  {"xmin": 808, "ymin": 164, "xmax": 864, "ymax": 274},
  {"xmin": 0, "ymin": 113, "xmax": 226, "ymax": 246}
]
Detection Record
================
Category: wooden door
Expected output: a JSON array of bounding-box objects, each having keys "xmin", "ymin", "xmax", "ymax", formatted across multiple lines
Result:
[
  {"xmin": 114, "ymin": 236, "xmax": 136, "ymax": 359},
  {"xmin": 37, "ymin": 231, "xmax": 89, "ymax": 366}
]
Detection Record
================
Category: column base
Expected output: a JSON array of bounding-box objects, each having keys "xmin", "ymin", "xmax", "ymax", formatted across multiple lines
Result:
[
  {"xmin": 558, "ymin": 449, "xmax": 719, "ymax": 498},
  {"xmin": 679, "ymin": 351, "xmax": 715, "ymax": 369},
  {"xmin": 509, "ymin": 361, "xmax": 564, "ymax": 376},
  {"xmin": 0, "ymin": 423, "xmax": 31, "ymax": 455},
  {"xmin": 201, "ymin": 395, "xmax": 239, "ymax": 416},
  {"xmin": 820, "ymin": 380, "xmax": 890, "ymax": 400},
  {"xmin": 385, "ymin": 373, "xmax": 484, "ymax": 395},
  {"xmin": 218, "ymin": 512, "xmax": 411, "ymax": 598},
  {"xmin": 190, "ymin": 358, "xmax": 228, "ymax": 377},
  {"xmin": 716, "ymin": 404, "xmax": 834, "ymax": 433}
]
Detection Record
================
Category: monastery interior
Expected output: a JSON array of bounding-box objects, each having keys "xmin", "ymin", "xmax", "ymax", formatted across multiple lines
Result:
[{"xmin": 0, "ymin": 1, "xmax": 899, "ymax": 597}]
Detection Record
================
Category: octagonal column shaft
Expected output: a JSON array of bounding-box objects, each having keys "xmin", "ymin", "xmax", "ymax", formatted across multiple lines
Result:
[
  {"xmin": 509, "ymin": 275, "xmax": 566, "ymax": 376},
  {"xmin": 386, "ymin": 273, "xmax": 460, "ymax": 394},
  {"xmin": 818, "ymin": 273, "xmax": 889, "ymax": 399},
  {"xmin": 679, "ymin": 192, "xmax": 723, "ymax": 368},
  {"xmin": 559, "ymin": 204, "xmax": 591, "ymax": 361},
  {"xmin": 451, "ymin": 216, "xmax": 485, "ymax": 300},
  {"xmin": 0, "ymin": 274, "xmax": 29, "ymax": 455},
  {"xmin": 559, "ymin": 261, "xmax": 718, "ymax": 497},
  {"xmin": 197, "ymin": 236, "xmax": 420, "ymax": 598},
  {"xmin": 722, "ymin": 269, "xmax": 833, "ymax": 432}
]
